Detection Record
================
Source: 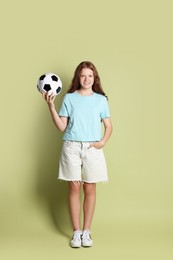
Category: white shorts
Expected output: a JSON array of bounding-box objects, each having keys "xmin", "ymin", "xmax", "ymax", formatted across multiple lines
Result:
[{"xmin": 58, "ymin": 141, "xmax": 108, "ymax": 183}]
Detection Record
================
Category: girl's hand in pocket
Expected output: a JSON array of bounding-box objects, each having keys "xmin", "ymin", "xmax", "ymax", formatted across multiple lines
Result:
[{"xmin": 89, "ymin": 140, "xmax": 105, "ymax": 149}]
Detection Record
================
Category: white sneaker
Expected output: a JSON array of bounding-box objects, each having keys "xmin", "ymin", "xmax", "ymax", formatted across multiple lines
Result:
[
  {"xmin": 70, "ymin": 230, "xmax": 82, "ymax": 248},
  {"xmin": 81, "ymin": 229, "xmax": 93, "ymax": 247}
]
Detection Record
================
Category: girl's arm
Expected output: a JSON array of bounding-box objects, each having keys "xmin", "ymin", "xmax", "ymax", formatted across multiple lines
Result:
[
  {"xmin": 42, "ymin": 93, "xmax": 68, "ymax": 132},
  {"xmin": 90, "ymin": 117, "xmax": 113, "ymax": 149}
]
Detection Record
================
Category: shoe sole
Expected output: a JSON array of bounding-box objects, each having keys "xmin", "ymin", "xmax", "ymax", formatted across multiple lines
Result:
[
  {"xmin": 81, "ymin": 243, "xmax": 93, "ymax": 247},
  {"xmin": 70, "ymin": 242, "xmax": 81, "ymax": 248}
]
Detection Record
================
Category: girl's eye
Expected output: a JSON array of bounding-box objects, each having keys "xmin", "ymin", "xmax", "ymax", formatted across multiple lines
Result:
[{"xmin": 80, "ymin": 74, "xmax": 93, "ymax": 78}]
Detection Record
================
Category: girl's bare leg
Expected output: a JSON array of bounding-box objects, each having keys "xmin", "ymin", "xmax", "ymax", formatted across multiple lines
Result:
[
  {"xmin": 68, "ymin": 181, "xmax": 82, "ymax": 230},
  {"xmin": 83, "ymin": 182, "xmax": 96, "ymax": 230}
]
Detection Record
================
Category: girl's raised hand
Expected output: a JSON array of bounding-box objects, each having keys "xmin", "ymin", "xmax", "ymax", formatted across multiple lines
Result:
[{"xmin": 42, "ymin": 92, "xmax": 56, "ymax": 109}]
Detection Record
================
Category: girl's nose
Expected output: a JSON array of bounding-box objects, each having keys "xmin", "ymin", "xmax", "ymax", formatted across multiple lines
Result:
[{"xmin": 84, "ymin": 76, "xmax": 89, "ymax": 81}]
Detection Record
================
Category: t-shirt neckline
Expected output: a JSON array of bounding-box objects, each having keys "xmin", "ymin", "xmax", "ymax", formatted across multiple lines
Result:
[{"xmin": 75, "ymin": 91, "xmax": 95, "ymax": 97}]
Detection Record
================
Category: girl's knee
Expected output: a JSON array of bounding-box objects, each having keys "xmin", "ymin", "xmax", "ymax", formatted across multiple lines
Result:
[
  {"xmin": 83, "ymin": 182, "xmax": 96, "ymax": 195},
  {"xmin": 69, "ymin": 181, "xmax": 82, "ymax": 194}
]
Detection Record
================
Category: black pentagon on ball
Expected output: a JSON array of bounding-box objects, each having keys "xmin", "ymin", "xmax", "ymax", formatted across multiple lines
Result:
[
  {"xmin": 51, "ymin": 75, "xmax": 58, "ymax": 81},
  {"xmin": 56, "ymin": 86, "xmax": 61, "ymax": 94},
  {"xmin": 43, "ymin": 84, "xmax": 51, "ymax": 91},
  {"xmin": 39, "ymin": 74, "xmax": 46, "ymax": 81}
]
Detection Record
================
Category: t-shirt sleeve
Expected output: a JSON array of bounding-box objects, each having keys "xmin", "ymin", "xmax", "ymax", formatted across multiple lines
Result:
[
  {"xmin": 58, "ymin": 95, "xmax": 69, "ymax": 117},
  {"xmin": 100, "ymin": 97, "xmax": 110, "ymax": 119}
]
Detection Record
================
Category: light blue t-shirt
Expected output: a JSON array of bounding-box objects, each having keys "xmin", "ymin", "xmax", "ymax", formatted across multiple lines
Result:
[{"xmin": 58, "ymin": 91, "xmax": 110, "ymax": 141}]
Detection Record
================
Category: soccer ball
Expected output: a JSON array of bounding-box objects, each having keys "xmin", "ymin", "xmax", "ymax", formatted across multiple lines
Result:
[{"xmin": 37, "ymin": 72, "xmax": 62, "ymax": 96}]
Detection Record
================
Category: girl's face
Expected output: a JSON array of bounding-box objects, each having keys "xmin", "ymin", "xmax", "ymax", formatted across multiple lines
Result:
[{"xmin": 79, "ymin": 68, "xmax": 94, "ymax": 90}]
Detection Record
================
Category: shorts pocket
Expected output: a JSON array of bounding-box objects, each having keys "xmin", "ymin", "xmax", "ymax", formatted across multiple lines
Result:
[
  {"xmin": 89, "ymin": 142, "xmax": 101, "ymax": 150},
  {"xmin": 63, "ymin": 141, "xmax": 73, "ymax": 147}
]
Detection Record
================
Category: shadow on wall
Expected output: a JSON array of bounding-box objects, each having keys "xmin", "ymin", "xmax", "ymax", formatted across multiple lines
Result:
[{"xmin": 35, "ymin": 97, "xmax": 71, "ymax": 239}]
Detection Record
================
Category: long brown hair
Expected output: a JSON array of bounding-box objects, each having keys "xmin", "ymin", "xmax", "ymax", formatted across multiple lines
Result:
[{"xmin": 67, "ymin": 61, "xmax": 108, "ymax": 98}]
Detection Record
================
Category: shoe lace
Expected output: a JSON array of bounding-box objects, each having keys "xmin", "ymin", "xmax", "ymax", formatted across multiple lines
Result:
[
  {"xmin": 82, "ymin": 230, "xmax": 92, "ymax": 240},
  {"xmin": 72, "ymin": 230, "xmax": 82, "ymax": 241}
]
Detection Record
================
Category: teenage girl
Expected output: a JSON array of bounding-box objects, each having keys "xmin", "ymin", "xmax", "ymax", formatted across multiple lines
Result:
[{"xmin": 42, "ymin": 61, "xmax": 112, "ymax": 248}]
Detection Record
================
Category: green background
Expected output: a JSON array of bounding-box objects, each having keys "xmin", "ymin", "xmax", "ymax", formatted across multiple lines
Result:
[{"xmin": 0, "ymin": 0, "xmax": 173, "ymax": 259}]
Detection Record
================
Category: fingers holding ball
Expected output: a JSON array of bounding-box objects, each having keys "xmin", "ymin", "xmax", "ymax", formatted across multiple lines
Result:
[{"xmin": 43, "ymin": 92, "xmax": 55, "ymax": 102}]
